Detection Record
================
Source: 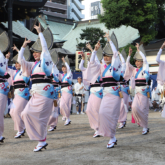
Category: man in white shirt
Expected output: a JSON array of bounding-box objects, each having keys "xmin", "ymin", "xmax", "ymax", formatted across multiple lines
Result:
[
  {"xmin": 152, "ymin": 87, "xmax": 161, "ymax": 111},
  {"xmin": 74, "ymin": 77, "xmax": 85, "ymax": 114}
]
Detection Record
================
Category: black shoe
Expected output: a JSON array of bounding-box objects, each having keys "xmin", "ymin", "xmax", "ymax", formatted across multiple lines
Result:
[{"xmin": 0, "ymin": 137, "xmax": 5, "ymax": 143}]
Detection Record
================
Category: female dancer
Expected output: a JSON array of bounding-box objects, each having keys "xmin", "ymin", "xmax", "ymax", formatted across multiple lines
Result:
[
  {"xmin": 48, "ymin": 64, "xmax": 60, "ymax": 131},
  {"xmin": 118, "ymin": 49, "xmax": 130, "ymax": 129},
  {"xmin": 60, "ymin": 57, "xmax": 73, "ymax": 126},
  {"xmin": 79, "ymin": 46, "xmax": 103, "ymax": 138},
  {"xmin": 88, "ymin": 32, "xmax": 122, "ymax": 148},
  {"xmin": 156, "ymin": 42, "xmax": 165, "ymax": 114},
  {"xmin": 18, "ymin": 24, "xmax": 54, "ymax": 152},
  {"xmin": 6, "ymin": 45, "xmax": 30, "ymax": 138},
  {"xmin": 0, "ymin": 31, "xmax": 10, "ymax": 143},
  {"xmin": 124, "ymin": 44, "xmax": 150, "ymax": 135}
]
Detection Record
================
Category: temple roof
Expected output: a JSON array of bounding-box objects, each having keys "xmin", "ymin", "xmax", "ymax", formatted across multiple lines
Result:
[
  {"xmin": 1, "ymin": 21, "xmax": 38, "ymax": 41},
  {"xmin": 62, "ymin": 19, "xmax": 139, "ymax": 53}
]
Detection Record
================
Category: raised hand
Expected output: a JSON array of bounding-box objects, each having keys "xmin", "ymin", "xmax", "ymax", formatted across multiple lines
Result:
[
  {"xmin": 6, "ymin": 52, "xmax": 10, "ymax": 59},
  {"xmin": 104, "ymin": 31, "xmax": 110, "ymax": 41},
  {"xmin": 22, "ymin": 38, "xmax": 31, "ymax": 48},
  {"xmin": 12, "ymin": 44, "xmax": 19, "ymax": 52},
  {"xmin": 135, "ymin": 43, "xmax": 140, "ymax": 50},
  {"xmin": 94, "ymin": 41, "xmax": 101, "ymax": 51},
  {"xmin": 61, "ymin": 57, "xmax": 65, "ymax": 62},
  {"xmin": 86, "ymin": 43, "xmax": 93, "ymax": 52},
  {"xmin": 129, "ymin": 47, "xmax": 132, "ymax": 56},
  {"xmin": 161, "ymin": 41, "xmax": 165, "ymax": 49},
  {"xmin": 34, "ymin": 23, "xmax": 42, "ymax": 34},
  {"xmin": 81, "ymin": 52, "xmax": 85, "ymax": 60}
]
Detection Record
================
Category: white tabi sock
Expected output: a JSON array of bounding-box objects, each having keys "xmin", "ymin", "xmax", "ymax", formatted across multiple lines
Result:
[
  {"xmin": 38, "ymin": 141, "xmax": 46, "ymax": 147},
  {"xmin": 19, "ymin": 130, "xmax": 24, "ymax": 134},
  {"xmin": 95, "ymin": 130, "xmax": 98, "ymax": 135},
  {"xmin": 142, "ymin": 128, "xmax": 147, "ymax": 132},
  {"xmin": 66, "ymin": 118, "xmax": 70, "ymax": 122},
  {"xmin": 109, "ymin": 136, "xmax": 116, "ymax": 144}
]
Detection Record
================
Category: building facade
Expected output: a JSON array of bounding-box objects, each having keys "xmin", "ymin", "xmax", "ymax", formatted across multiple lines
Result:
[
  {"xmin": 82, "ymin": 0, "xmax": 103, "ymax": 20},
  {"xmin": 42, "ymin": 0, "xmax": 85, "ymax": 21}
]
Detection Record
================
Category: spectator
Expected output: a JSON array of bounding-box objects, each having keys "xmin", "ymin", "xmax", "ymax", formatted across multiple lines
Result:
[
  {"xmin": 152, "ymin": 87, "xmax": 161, "ymax": 111},
  {"xmin": 74, "ymin": 77, "xmax": 85, "ymax": 114}
]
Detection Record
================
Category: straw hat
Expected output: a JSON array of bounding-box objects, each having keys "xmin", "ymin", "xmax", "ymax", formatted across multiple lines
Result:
[
  {"xmin": 30, "ymin": 27, "xmax": 53, "ymax": 52},
  {"xmin": 57, "ymin": 48, "xmax": 73, "ymax": 58},
  {"xmin": 120, "ymin": 48, "xmax": 127, "ymax": 61},
  {"xmin": 102, "ymin": 42, "xmax": 113, "ymax": 56},
  {"xmin": 96, "ymin": 46, "xmax": 103, "ymax": 61},
  {"xmin": 64, "ymin": 55, "xmax": 70, "ymax": 66},
  {"xmin": 0, "ymin": 31, "xmax": 10, "ymax": 53},
  {"xmin": 110, "ymin": 32, "xmax": 118, "ymax": 50},
  {"xmin": 97, "ymin": 31, "xmax": 118, "ymax": 59},
  {"xmin": 12, "ymin": 46, "xmax": 31, "ymax": 63},
  {"xmin": 50, "ymin": 49, "xmax": 58, "ymax": 65},
  {"xmin": 133, "ymin": 44, "xmax": 146, "ymax": 61}
]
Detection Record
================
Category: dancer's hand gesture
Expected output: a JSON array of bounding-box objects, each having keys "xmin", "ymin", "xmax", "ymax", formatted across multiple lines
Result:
[
  {"xmin": 34, "ymin": 23, "xmax": 42, "ymax": 34},
  {"xmin": 104, "ymin": 31, "xmax": 110, "ymax": 41},
  {"xmin": 81, "ymin": 52, "xmax": 85, "ymax": 60},
  {"xmin": 161, "ymin": 41, "xmax": 165, "ymax": 49},
  {"xmin": 94, "ymin": 41, "xmax": 101, "ymax": 51},
  {"xmin": 12, "ymin": 44, "xmax": 19, "ymax": 52},
  {"xmin": 61, "ymin": 57, "xmax": 65, "ymax": 63},
  {"xmin": 129, "ymin": 47, "xmax": 132, "ymax": 56},
  {"xmin": 135, "ymin": 43, "xmax": 140, "ymax": 51},
  {"xmin": 22, "ymin": 38, "xmax": 31, "ymax": 48},
  {"xmin": 6, "ymin": 52, "xmax": 10, "ymax": 59},
  {"xmin": 86, "ymin": 43, "xmax": 93, "ymax": 52}
]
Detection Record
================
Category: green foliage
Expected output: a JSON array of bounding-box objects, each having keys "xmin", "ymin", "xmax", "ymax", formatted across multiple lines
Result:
[
  {"xmin": 77, "ymin": 27, "xmax": 106, "ymax": 51},
  {"xmin": 98, "ymin": 0, "xmax": 165, "ymax": 44},
  {"xmin": 119, "ymin": 44, "xmax": 136, "ymax": 65}
]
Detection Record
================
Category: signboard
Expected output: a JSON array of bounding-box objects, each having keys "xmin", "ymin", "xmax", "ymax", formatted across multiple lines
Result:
[
  {"xmin": 75, "ymin": 51, "xmax": 91, "ymax": 71},
  {"xmin": 91, "ymin": 1, "xmax": 101, "ymax": 16}
]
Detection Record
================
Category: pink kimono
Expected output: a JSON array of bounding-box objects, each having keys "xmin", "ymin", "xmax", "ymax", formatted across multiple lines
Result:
[
  {"xmin": 18, "ymin": 33, "xmax": 54, "ymax": 140},
  {"xmin": 156, "ymin": 49, "xmax": 165, "ymax": 86},
  {"xmin": 124, "ymin": 54, "xmax": 150, "ymax": 128},
  {"xmin": 118, "ymin": 53, "xmax": 129, "ymax": 124},
  {"xmin": 79, "ymin": 53, "xmax": 103, "ymax": 131},
  {"xmin": 156, "ymin": 49, "xmax": 165, "ymax": 113},
  {"xmin": 0, "ymin": 51, "xmax": 10, "ymax": 138},
  {"xmin": 118, "ymin": 90, "xmax": 129, "ymax": 123},
  {"xmin": 48, "ymin": 66, "xmax": 60, "ymax": 128},
  {"xmin": 7, "ymin": 67, "xmax": 30, "ymax": 133},
  {"xmin": 59, "ymin": 62, "xmax": 72, "ymax": 119},
  {"xmin": 88, "ymin": 41, "xmax": 122, "ymax": 138},
  {"xmin": 47, "ymin": 106, "xmax": 58, "ymax": 128}
]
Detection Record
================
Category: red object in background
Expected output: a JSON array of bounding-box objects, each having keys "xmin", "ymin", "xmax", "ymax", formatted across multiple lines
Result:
[
  {"xmin": 78, "ymin": 51, "xmax": 82, "ymax": 54},
  {"xmin": 131, "ymin": 114, "xmax": 135, "ymax": 123}
]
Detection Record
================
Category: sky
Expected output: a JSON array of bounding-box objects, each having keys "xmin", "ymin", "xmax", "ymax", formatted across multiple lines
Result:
[{"xmin": 82, "ymin": 0, "xmax": 101, "ymax": 20}]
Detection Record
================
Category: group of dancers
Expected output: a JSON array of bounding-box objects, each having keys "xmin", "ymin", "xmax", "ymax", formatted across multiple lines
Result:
[
  {"xmin": 79, "ymin": 32, "xmax": 165, "ymax": 149},
  {"xmin": 0, "ymin": 24, "xmax": 73, "ymax": 152},
  {"xmin": 0, "ymin": 23, "xmax": 165, "ymax": 151}
]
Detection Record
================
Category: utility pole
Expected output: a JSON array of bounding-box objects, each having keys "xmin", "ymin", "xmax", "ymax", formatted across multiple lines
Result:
[{"xmin": 8, "ymin": 0, "xmax": 13, "ymax": 65}]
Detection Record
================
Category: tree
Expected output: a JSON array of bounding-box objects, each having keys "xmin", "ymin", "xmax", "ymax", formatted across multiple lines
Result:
[
  {"xmin": 119, "ymin": 44, "xmax": 136, "ymax": 65},
  {"xmin": 77, "ymin": 27, "xmax": 106, "ymax": 51},
  {"xmin": 98, "ymin": 0, "xmax": 165, "ymax": 44}
]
